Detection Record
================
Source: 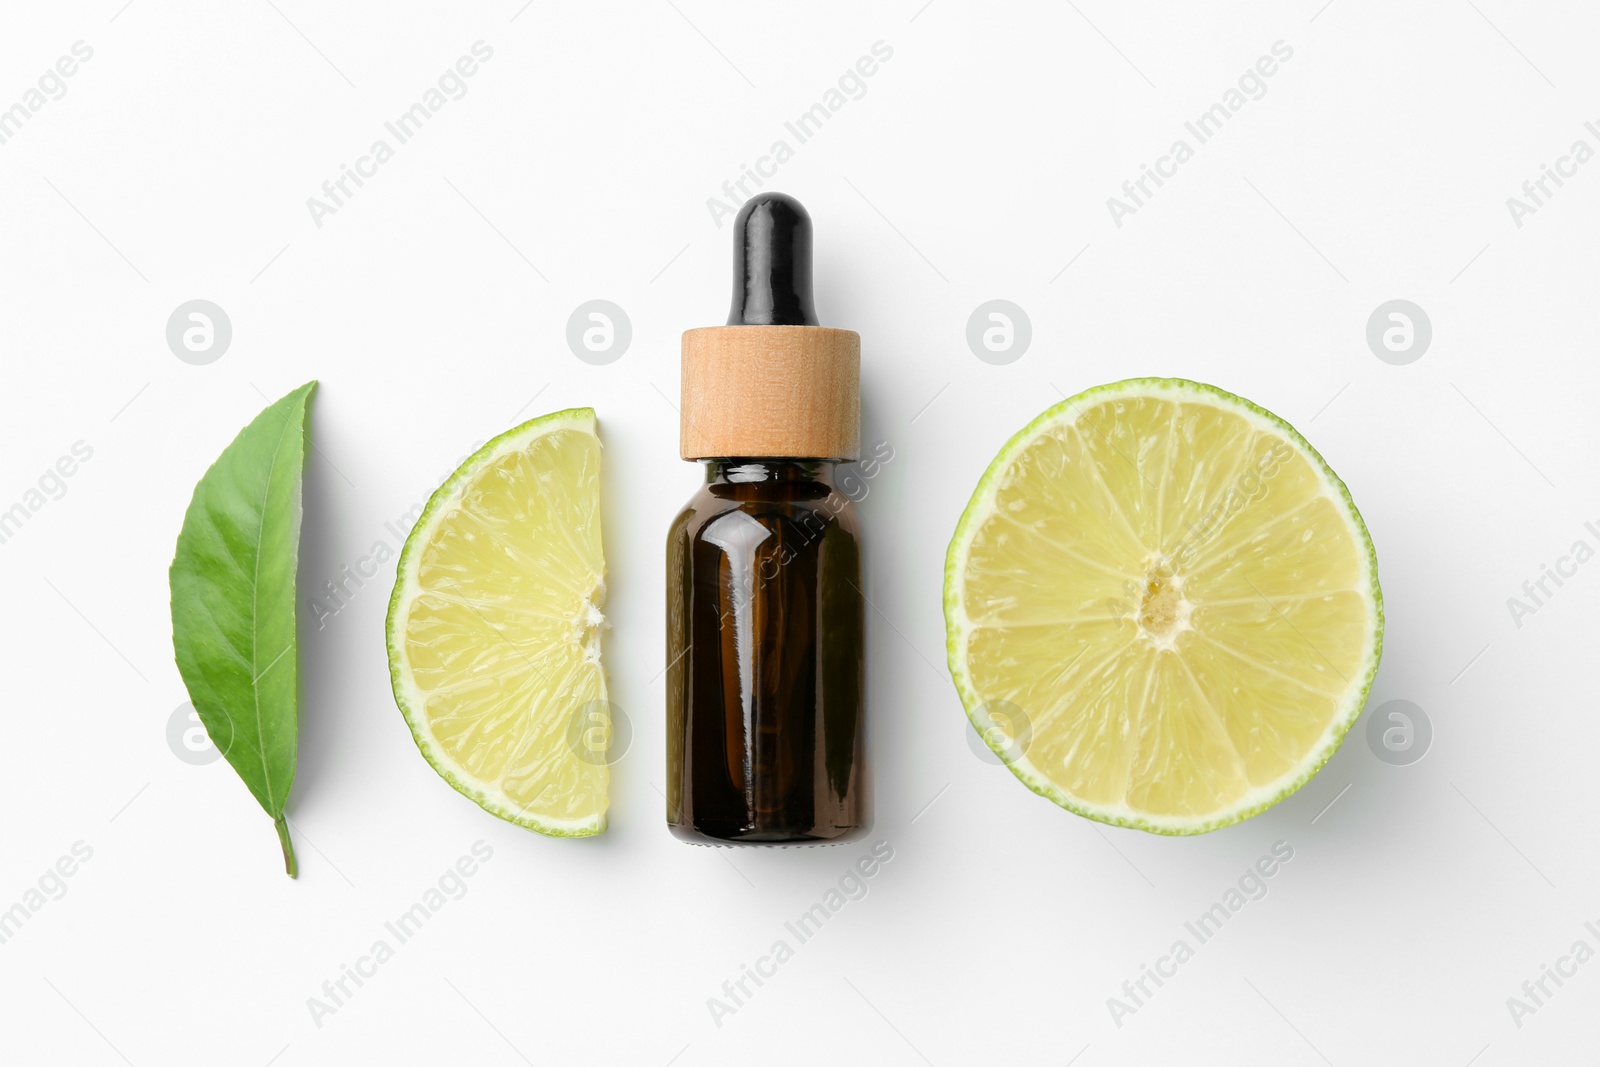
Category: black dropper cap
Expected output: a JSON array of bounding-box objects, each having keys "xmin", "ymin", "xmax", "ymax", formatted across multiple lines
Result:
[{"xmin": 727, "ymin": 192, "xmax": 819, "ymax": 326}]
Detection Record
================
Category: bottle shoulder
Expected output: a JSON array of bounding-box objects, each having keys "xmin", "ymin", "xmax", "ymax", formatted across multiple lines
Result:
[{"xmin": 673, "ymin": 481, "xmax": 861, "ymax": 543}]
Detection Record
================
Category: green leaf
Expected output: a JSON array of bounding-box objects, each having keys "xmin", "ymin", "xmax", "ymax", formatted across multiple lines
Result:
[{"xmin": 170, "ymin": 381, "xmax": 317, "ymax": 878}]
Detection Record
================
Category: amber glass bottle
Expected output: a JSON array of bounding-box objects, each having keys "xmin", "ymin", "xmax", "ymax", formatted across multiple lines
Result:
[{"xmin": 666, "ymin": 193, "xmax": 869, "ymax": 845}]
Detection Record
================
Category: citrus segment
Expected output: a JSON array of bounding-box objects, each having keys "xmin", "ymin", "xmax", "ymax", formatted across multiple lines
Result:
[{"xmin": 388, "ymin": 408, "xmax": 609, "ymax": 836}]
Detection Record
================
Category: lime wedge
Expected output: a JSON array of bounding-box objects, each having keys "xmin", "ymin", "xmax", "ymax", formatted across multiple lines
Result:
[
  {"xmin": 387, "ymin": 408, "xmax": 608, "ymax": 836},
  {"xmin": 944, "ymin": 379, "xmax": 1382, "ymax": 834}
]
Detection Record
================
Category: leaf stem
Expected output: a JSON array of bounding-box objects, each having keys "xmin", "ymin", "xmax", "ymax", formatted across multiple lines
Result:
[{"xmin": 275, "ymin": 815, "xmax": 298, "ymax": 878}]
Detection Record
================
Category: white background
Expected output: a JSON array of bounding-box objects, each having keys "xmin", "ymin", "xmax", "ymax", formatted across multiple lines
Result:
[{"xmin": 2, "ymin": 1, "xmax": 1596, "ymax": 1064}]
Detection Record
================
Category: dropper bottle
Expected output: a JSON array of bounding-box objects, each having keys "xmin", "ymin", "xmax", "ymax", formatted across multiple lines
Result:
[{"xmin": 666, "ymin": 192, "xmax": 869, "ymax": 845}]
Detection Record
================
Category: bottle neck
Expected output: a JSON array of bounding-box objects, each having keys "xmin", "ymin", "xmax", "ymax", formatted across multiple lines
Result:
[{"xmin": 703, "ymin": 458, "xmax": 838, "ymax": 488}]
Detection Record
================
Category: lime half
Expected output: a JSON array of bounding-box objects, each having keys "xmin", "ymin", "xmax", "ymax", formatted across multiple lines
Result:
[
  {"xmin": 387, "ymin": 408, "xmax": 608, "ymax": 836},
  {"xmin": 944, "ymin": 379, "xmax": 1382, "ymax": 834}
]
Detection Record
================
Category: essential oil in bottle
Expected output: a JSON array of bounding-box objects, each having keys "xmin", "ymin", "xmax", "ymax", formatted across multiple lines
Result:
[{"xmin": 665, "ymin": 192, "xmax": 869, "ymax": 846}]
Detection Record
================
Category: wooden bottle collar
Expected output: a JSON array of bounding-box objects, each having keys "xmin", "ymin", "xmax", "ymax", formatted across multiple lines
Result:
[{"xmin": 680, "ymin": 325, "xmax": 860, "ymax": 461}]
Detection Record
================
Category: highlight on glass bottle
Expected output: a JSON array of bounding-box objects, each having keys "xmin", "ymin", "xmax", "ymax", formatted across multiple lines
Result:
[{"xmin": 666, "ymin": 192, "xmax": 870, "ymax": 845}]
